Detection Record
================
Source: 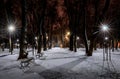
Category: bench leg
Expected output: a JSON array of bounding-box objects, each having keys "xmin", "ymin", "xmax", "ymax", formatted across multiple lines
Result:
[
  {"xmin": 20, "ymin": 62, "xmax": 30, "ymax": 69},
  {"xmin": 20, "ymin": 58, "xmax": 35, "ymax": 71}
]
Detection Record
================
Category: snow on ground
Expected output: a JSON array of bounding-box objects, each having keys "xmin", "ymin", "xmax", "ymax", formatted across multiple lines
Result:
[{"xmin": 0, "ymin": 47, "xmax": 120, "ymax": 79}]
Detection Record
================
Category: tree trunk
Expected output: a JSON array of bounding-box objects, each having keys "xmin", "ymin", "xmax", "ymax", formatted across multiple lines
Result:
[
  {"xmin": 18, "ymin": 0, "xmax": 27, "ymax": 59},
  {"xmin": 37, "ymin": 17, "xmax": 43, "ymax": 54},
  {"xmin": 87, "ymin": 39, "xmax": 94, "ymax": 56},
  {"xmin": 112, "ymin": 40, "xmax": 114, "ymax": 52},
  {"xmin": 115, "ymin": 40, "xmax": 118, "ymax": 50},
  {"xmin": 74, "ymin": 31, "xmax": 77, "ymax": 52},
  {"xmin": 11, "ymin": 40, "xmax": 13, "ymax": 54},
  {"xmin": 86, "ymin": 0, "xmax": 111, "ymax": 56},
  {"xmin": 94, "ymin": 39, "xmax": 97, "ymax": 50},
  {"xmin": 37, "ymin": 35, "xmax": 42, "ymax": 53},
  {"xmin": 43, "ymin": 33, "xmax": 47, "ymax": 51},
  {"xmin": 69, "ymin": 33, "xmax": 73, "ymax": 51},
  {"xmin": 61, "ymin": 28, "xmax": 63, "ymax": 47},
  {"xmin": 37, "ymin": 0, "xmax": 46, "ymax": 53},
  {"xmin": 49, "ymin": 24, "xmax": 52, "ymax": 49},
  {"xmin": 83, "ymin": 0, "xmax": 88, "ymax": 55}
]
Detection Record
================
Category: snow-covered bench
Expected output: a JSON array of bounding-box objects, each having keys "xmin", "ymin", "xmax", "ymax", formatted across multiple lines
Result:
[{"xmin": 20, "ymin": 57, "xmax": 34, "ymax": 69}]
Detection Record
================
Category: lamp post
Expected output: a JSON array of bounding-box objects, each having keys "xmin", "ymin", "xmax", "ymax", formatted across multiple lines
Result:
[
  {"xmin": 100, "ymin": 25, "xmax": 118, "ymax": 78},
  {"xmin": 105, "ymin": 37, "xmax": 108, "ymax": 40},
  {"xmin": 101, "ymin": 24, "xmax": 109, "ymax": 42},
  {"xmin": 77, "ymin": 36, "xmax": 80, "ymax": 48},
  {"xmin": 8, "ymin": 24, "xmax": 15, "ymax": 54},
  {"xmin": 101, "ymin": 24, "xmax": 109, "ymax": 61},
  {"xmin": 17, "ymin": 39, "xmax": 19, "ymax": 48},
  {"xmin": 35, "ymin": 36, "xmax": 38, "ymax": 47}
]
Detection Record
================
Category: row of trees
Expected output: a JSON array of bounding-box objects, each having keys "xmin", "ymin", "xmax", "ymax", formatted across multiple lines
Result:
[
  {"xmin": 0, "ymin": 0, "xmax": 120, "ymax": 59},
  {"xmin": 64, "ymin": 0, "xmax": 111, "ymax": 56}
]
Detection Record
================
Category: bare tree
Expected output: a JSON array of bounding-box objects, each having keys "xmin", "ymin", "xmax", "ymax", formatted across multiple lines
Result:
[
  {"xmin": 18, "ymin": 0, "xmax": 27, "ymax": 59},
  {"xmin": 87, "ymin": 0, "xmax": 111, "ymax": 56}
]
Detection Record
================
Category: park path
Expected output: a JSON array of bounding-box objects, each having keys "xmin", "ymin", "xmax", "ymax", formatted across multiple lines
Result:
[{"xmin": 0, "ymin": 48, "xmax": 120, "ymax": 79}]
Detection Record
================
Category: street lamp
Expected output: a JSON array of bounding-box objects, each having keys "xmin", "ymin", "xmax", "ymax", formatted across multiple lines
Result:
[
  {"xmin": 17, "ymin": 39, "xmax": 19, "ymax": 42},
  {"xmin": 35, "ymin": 36, "xmax": 38, "ymax": 48},
  {"xmin": 8, "ymin": 24, "xmax": 15, "ymax": 54},
  {"xmin": 8, "ymin": 24, "xmax": 15, "ymax": 33},
  {"xmin": 17, "ymin": 39, "xmax": 19, "ymax": 48},
  {"xmin": 101, "ymin": 24, "xmax": 109, "ymax": 39},
  {"xmin": 105, "ymin": 37, "xmax": 108, "ymax": 40},
  {"xmin": 101, "ymin": 24, "xmax": 109, "ymax": 61},
  {"xmin": 101, "ymin": 24, "xmax": 109, "ymax": 40},
  {"xmin": 67, "ymin": 31, "xmax": 70, "ymax": 36},
  {"xmin": 101, "ymin": 24, "xmax": 109, "ymax": 32},
  {"xmin": 77, "ymin": 36, "xmax": 79, "ymax": 40},
  {"xmin": 35, "ymin": 36, "xmax": 38, "ymax": 40}
]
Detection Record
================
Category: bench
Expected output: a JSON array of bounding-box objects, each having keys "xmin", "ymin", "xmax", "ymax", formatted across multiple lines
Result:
[{"xmin": 20, "ymin": 57, "xmax": 34, "ymax": 69}]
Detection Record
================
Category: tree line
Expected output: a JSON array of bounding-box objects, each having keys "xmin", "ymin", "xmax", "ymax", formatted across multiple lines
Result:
[{"xmin": 0, "ymin": 0, "xmax": 120, "ymax": 59}]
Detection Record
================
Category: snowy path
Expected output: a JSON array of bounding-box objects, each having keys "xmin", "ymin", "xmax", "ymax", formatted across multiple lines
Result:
[{"xmin": 0, "ymin": 48, "xmax": 120, "ymax": 79}]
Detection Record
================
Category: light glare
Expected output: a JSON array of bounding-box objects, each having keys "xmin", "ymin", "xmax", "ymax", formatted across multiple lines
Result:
[
  {"xmin": 35, "ymin": 36, "xmax": 37, "ymax": 40},
  {"xmin": 67, "ymin": 32, "xmax": 70, "ymax": 36},
  {"xmin": 102, "ymin": 25, "xmax": 108, "ymax": 31},
  {"xmin": 105, "ymin": 37, "xmax": 108, "ymax": 40},
  {"xmin": 8, "ymin": 24, "xmax": 15, "ymax": 32}
]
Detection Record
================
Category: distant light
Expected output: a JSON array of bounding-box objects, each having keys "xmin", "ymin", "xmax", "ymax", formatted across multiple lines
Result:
[
  {"xmin": 17, "ymin": 39, "xmax": 19, "ymax": 42},
  {"xmin": 35, "ymin": 36, "xmax": 37, "ymax": 40},
  {"xmin": 65, "ymin": 36, "xmax": 68, "ymax": 39},
  {"xmin": 67, "ymin": 32, "xmax": 70, "ymax": 36},
  {"xmin": 77, "ymin": 37, "xmax": 79, "ymax": 40},
  {"xmin": 24, "ymin": 40, "xmax": 27, "ymax": 43},
  {"xmin": 102, "ymin": 25, "xmax": 109, "ymax": 31},
  {"xmin": 105, "ymin": 37, "xmax": 108, "ymax": 40},
  {"xmin": 8, "ymin": 24, "xmax": 15, "ymax": 32},
  {"xmin": 46, "ymin": 36, "xmax": 48, "ymax": 39}
]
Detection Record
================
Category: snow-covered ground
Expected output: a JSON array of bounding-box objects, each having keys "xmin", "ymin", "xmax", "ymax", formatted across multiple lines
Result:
[{"xmin": 0, "ymin": 47, "xmax": 120, "ymax": 79}]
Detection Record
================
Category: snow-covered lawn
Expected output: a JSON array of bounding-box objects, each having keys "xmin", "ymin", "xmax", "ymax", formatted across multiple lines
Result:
[{"xmin": 0, "ymin": 47, "xmax": 120, "ymax": 79}]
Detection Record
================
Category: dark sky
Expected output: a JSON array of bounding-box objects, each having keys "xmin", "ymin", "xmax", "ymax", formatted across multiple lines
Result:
[{"xmin": 1, "ymin": 0, "xmax": 120, "ymax": 32}]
